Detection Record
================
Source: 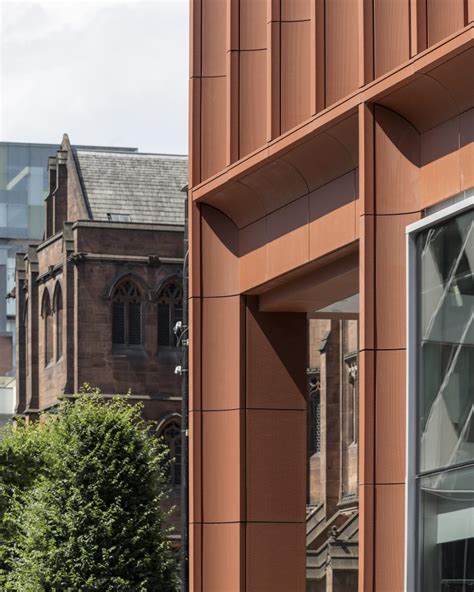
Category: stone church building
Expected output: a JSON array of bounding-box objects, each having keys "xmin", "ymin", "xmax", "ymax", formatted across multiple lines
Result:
[
  {"xmin": 306, "ymin": 318, "xmax": 359, "ymax": 590},
  {"xmin": 14, "ymin": 135, "xmax": 187, "ymax": 514}
]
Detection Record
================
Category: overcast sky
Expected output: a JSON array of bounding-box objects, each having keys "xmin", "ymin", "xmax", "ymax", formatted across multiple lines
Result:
[{"xmin": 0, "ymin": 0, "xmax": 188, "ymax": 154}]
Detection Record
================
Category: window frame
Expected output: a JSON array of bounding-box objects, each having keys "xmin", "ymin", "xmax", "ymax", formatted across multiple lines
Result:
[
  {"xmin": 111, "ymin": 279, "xmax": 145, "ymax": 352},
  {"xmin": 405, "ymin": 193, "xmax": 474, "ymax": 592},
  {"xmin": 53, "ymin": 283, "xmax": 63, "ymax": 361},
  {"xmin": 157, "ymin": 280, "xmax": 183, "ymax": 348},
  {"xmin": 41, "ymin": 288, "xmax": 53, "ymax": 367}
]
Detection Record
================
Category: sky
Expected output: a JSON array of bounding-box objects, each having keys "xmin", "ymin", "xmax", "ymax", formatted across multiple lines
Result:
[{"xmin": 0, "ymin": 0, "xmax": 189, "ymax": 154}]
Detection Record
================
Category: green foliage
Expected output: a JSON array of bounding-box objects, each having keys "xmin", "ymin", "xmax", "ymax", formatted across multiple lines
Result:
[{"xmin": 0, "ymin": 387, "xmax": 178, "ymax": 591}]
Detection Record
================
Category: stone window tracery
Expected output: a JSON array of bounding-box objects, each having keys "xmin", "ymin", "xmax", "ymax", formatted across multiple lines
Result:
[
  {"xmin": 112, "ymin": 280, "xmax": 143, "ymax": 347},
  {"xmin": 41, "ymin": 289, "xmax": 53, "ymax": 366},
  {"xmin": 54, "ymin": 285, "xmax": 63, "ymax": 360},
  {"xmin": 157, "ymin": 281, "xmax": 183, "ymax": 347},
  {"xmin": 345, "ymin": 354, "xmax": 358, "ymax": 446},
  {"xmin": 309, "ymin": 370, "xmax": 321, "ymax": 455}
]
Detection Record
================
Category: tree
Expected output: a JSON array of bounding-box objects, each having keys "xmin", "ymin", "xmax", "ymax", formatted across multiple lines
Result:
[{"xmin": 1, "ymin": 389, "xmax": 178, "ymax": 592}]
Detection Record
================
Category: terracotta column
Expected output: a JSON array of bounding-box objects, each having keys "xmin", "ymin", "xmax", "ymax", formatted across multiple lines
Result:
[
  {"xmin": 358, "ymin": 103, "xmax": 421, "ymax": 592},
  {"xmin": 189, "ymin": 205, "xmax": 308, "ymax": 591}
]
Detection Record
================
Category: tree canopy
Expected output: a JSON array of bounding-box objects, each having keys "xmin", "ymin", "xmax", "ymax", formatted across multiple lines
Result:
[{"xmin": 0, "ymin": 388, "xmax": 178, "ymax": 591}]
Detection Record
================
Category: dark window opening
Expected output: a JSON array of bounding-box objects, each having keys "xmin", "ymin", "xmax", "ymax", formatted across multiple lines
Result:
[
  {"xmin": 112, "ymin": 280, "xmax": 143, "ymax": 348},
  {"xmin": 42, "ymin": 290, "xmax": 53, "ymax": 366},
  {"xmin": 157, "ymin": 281, "xmax": 183, "ymax": 347},
  {"xmin": 54, "ymin": 286, "xmax": 63, "ymax": 360},
  {"xmin": 309, "ymin": 371, "xmax": 321, "ymax": 456}
]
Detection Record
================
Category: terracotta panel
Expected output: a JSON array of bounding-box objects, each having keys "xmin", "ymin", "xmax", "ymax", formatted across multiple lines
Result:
[
  {"xmin": 460, "ymin": 108, "xmax": 474, "ymax": 190},
  {"xmin": 201, "ymin": 204, "xmax": 239, "ymax": 297},
  {"xmin": 189, "ymin": 410, "xmax": 202, "ymax": 523},
  {"xmin": 377, "ymin": 72, "xmax": 459, "ymax": 134},
  {"xmin": 246, "ymin": 299, "xmax": 306, "ymax": 410},
  {"xmin": 226, "ymin": 51, "xmax": 239, "ymax": 166},
  {"xmin": 189, "ymin": 77, "xmax": 201, "ymax": 187},
  {"xmin": 202, "ymin": 410, "xmax": 243, "ymax": 522},
  {"xmin": 201, "ymin": 77, "xmax": 227, "ymax": 181},
  {"xmin": 309, "ymin": 171, "xmax": 357, "ymax": 259},
  {"xmin": 427, "ymin": 0, "xmax": 466, "ymax": 47},
  {"xmin": 240, "ymin": 0, "xmax": 267, "ymax": 50},
  {"xmin": 227, "ymin": 0, "xmax": 239, "ymax": 52},
  {"xmin": 374, "ymin": 0, "xmax": 410, "ymax": 77},
  {"xmin": 202, "ymin": 523, "xmax": 243, "ymax": 591},
  {"xmin": 325, "ymin": 0, "xmax": 359, "ymax": 106},
  {"xmin": 202, "ymin": 296, "xmax": 242, "ymax": 410},
  {"xmin": 359, "ymin": 0, "xmax": 374, "ymax": 85},
  {"xmin": 326, "ymin": 113, "xmax": 359, "ymax": 167},
  {"xmin": 424, "ymin": 48, "xmax": 474, "ymax": 117},
  {"xmin": 189, "ymin": 297, "xmax": 201, "ymax": 411},
  {"xmin": 266, "ymin": 20, "xmax": 281, "ymax": 141},
  {"xmin": 281, "ymin": 0, "xmax": 311, "ymax": 21},
  {"xmin": 240, "ymin": 50, "xmax": 267, "ymax": 158},
  {"xmin": 201, "ymin": 0, "xmax": 226, "ymax": 76},
  {"xmin": 421, "ymin": 116, "xmax": 461, "ymax": 208},
  {"xmin": 241, "ymin": 157, "xmax": 308, "ymax": 214},
  {"xmin": 189, "ymin": 0, "xmax": 202, "ymax": 77},
  {"xmin": 189, "ymin": 522, "xmax": 202, "ymax": 592},
  {"xmin": 205, "ymin": 181, "xmax": 267, "ymax": 229},
  {"xmin": 246, "ymin": 409, "xmax": 306, "ymax": 522},
  {"xmin": 374, "ymin": 484, "xmax": 405, "ymax": 592},
  {"xmin": 188, "ymin": 199, "xmax": 201, "ymax": 298},
  {"xmin": 280, "ymin": 20, "xmax": 311, "ymax": 133},
  {"xmin": 359, "ymin": 214, "xmax": 375, "ymax": 350},
  {"xmin": 239, "ymin": 217, "xmax": 267, "ymax": 293},
  {"xmin": 375, "ymin": 350, "xmax": 406, "ymax": 484},
  {"xmin": 246, "ymin": 523, "xmax": 305, "ymax": 592},
  {"xmin": 375, "ymin": 213, "xmax": 421, "ymax": 350},
  {"xmin": 314, "ymin": 0, "xmax": 326, "ymax": 112},
  {"xmin": 359, "ymin": 350, "xmax": 375, "ymax": 486},
  {"xmin": 374, "ymin": 105, "xmax": 421, "ymax": 214},
  {"xmin": 267, "ymin": 195, "xmax": 309, "ymax": 279},
  {"xmin": 283, "ymin": 131, "xmax": 354, "ymax": 193},
  {"xmin": 359, "ymin": 103, "xmax": 375, "ymax": 215},
  {"xmin": 358, "ymin": 484, "xmax": 374, "ymax": 592}
]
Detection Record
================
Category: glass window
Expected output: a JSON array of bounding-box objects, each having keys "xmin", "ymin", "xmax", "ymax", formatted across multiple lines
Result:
[
  {"xmin": 42, "ymin": 290, "xmax": 53, "ymax": 366},
  {"xmin": 111, "ymin": 280, "xmax": 143, "ymax": 348},
  {"xmin": 157, "ymin": 281, "xmax": 183, "ymax": 347},
  {"xmin": 54, "ymin": 286, "xmax": 63, "ymax": 360},
  {"xmin": 418, "ymin": 209, "xmax": 474, "ymax": 473},
  {"xmin": 416, "ymin": 207, "xmax": 474, "ymax": 592}
]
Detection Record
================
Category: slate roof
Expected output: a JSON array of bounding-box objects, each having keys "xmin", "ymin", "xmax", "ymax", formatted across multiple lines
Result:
[{"xmin": 73, "ymin": 150, "xmax": 187, "ymax": 226}]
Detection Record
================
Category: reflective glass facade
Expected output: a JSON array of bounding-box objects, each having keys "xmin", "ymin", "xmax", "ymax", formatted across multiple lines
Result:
[
  {"xmin": 0, "ymin": 142, "xmax": 57, "ymax": 372},
  {"xmin": 417, "ymin": 207, "xmax": 474, "ymax": 592}
]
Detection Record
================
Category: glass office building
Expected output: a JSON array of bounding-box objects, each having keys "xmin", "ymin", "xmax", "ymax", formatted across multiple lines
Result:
[
  {"xmin": 0, "ymin": 141, "xmax": 137, "ymax": 375},
  {"xmin": 0, "ymin": 142, "xmax": 57, "ymax": 371}
]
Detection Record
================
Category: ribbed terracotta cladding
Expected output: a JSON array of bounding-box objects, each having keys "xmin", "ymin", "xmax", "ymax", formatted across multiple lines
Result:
[{"xmin": 189, "ymin": 0, "xmax": 473, "ymax": 590}]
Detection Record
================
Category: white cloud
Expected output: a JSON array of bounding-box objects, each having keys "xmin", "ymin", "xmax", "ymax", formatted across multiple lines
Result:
[{"xmin": 0, "ymin": 0, "xmax": 189, "ymax": 154}]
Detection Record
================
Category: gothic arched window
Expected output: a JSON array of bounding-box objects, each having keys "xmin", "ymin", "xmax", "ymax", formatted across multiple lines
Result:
[
  {"xmin": 157, "ymin": 281, "xmax": 183, "ymax": 347},
  {"xmin": 54, "ymin": 284, "xmax": 63, "ymax": 360},
  {"xmin": 41, "ymin": 289, "xmax": 53, "ymax": 366},
  {"xmin": 24, "ymin": 298, "xmax": 28, "ymax": 373},
  {"xmin": 112, "ymin": 280, "xmax": 143, "ymax": 347},
  {"xmin": 309, "ymin": 370, "xmax": 321, "ymax": 455},
  {"xmin": 160, "ymin": 419, "xmax": 181, "ymax": 487}
]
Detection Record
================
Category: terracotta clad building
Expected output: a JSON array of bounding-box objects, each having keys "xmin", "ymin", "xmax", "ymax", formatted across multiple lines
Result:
[
  {"xmin": 188, "ymin": 1, "xmax": 473, "ymax": 591},
  {"xmin": 15, "ymin": 136, "xmax": 187, "ymax": 517}
]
